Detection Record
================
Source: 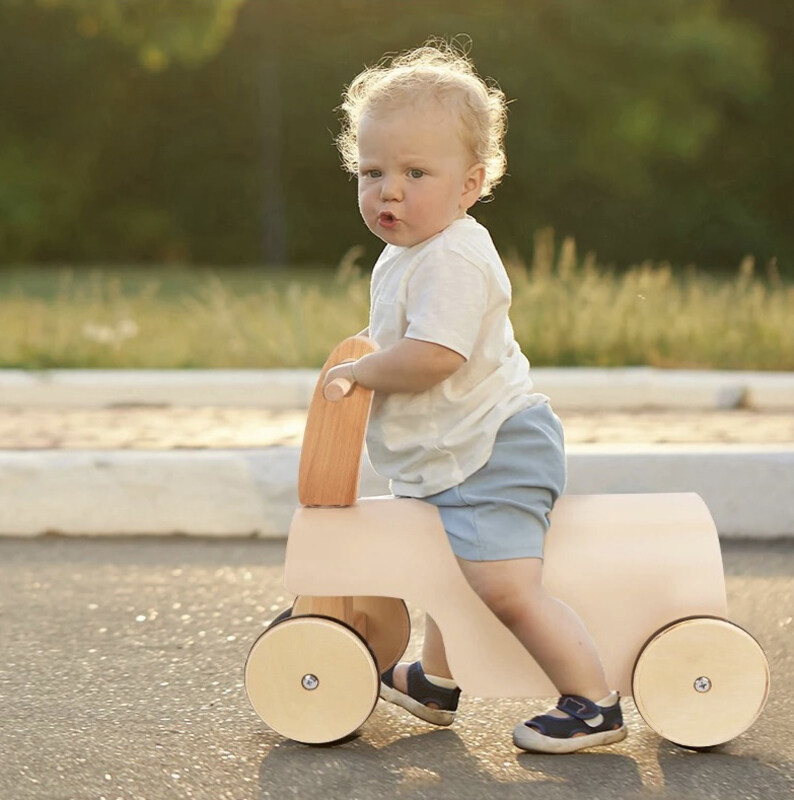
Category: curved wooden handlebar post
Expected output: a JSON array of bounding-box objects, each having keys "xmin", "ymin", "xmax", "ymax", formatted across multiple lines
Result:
[{"xmin": 298, "ymin": 337, "xmax": 378, "ymax": 506}]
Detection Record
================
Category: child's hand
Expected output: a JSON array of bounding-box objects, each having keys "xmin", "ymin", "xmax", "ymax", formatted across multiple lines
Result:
[{"xmin": 323, "ymin": 361, "xmax": 358, "ymax": 399}]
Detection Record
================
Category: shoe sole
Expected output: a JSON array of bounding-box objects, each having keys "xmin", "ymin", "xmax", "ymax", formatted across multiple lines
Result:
[
  {"xmin": 513, "ymin": 723, "xmax": 628, "ymax": 754},
  {"xmin": 379, "ymin": 682, "xmax": 456, "ymax": 727}
]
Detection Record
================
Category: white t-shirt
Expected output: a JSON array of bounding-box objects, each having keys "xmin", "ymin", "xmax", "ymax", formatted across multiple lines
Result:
[{"xmin": 366, "ymin": 215, "xmax": 544, "ymax": 497}]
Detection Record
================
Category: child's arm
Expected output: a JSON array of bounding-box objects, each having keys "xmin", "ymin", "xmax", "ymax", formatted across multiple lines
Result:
[{"xmin": 324, "ymin": 337, "xmax": 464, "ymax": 395}]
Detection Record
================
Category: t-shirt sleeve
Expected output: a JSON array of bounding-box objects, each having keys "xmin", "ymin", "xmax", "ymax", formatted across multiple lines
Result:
[{"xmin": 404, "ymin": 251, "xmax": 489, "ymax": 360}]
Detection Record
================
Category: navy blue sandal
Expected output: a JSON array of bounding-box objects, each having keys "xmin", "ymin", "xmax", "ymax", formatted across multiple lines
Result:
[
  {"xmin": 513, "ymin": 694, "xmax": 628, "ymax": 753},
  {"xmin": 380, "ymin": 662, "xmax": 460, "ymax": 726}
]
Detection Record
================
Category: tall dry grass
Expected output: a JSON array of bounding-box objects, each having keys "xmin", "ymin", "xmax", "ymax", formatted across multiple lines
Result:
[
  {"xmin": 0, "ymin": 235, "xmax": 791, "ymax": 369},
  {"xmin": 507, "ymin": 230, "xmax": 793, "ymax": 370}
]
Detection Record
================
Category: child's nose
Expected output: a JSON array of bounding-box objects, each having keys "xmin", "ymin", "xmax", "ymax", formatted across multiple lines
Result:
[{"xmin": 380, "ymin": 175, "xmax": 403, "ymax": 201}]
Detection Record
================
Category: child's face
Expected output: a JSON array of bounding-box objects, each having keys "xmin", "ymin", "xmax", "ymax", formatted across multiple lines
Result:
[{"xmin": 356, "ymin": 103, "xmax": 484, "ymax": 248}]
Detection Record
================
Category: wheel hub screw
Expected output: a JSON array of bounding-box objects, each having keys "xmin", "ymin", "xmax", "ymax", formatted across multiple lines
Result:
[
  {"xmin": 694, "ymin": 676, "xmax": 712, "ymax": 693},
  {"xmin": 301, "ymin": 674, "xmax": 319, "ymax": 691}
]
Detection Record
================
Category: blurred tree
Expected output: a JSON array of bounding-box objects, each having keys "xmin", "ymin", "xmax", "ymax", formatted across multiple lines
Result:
[
  {"xmin": 721, "ymin": 0, "xmax": 794, "ymax": 271},
  {"xmin": 470, "ymin": 0, "xmax": 771, "ymax": 267},
  {"xmin": 34, "ymin": 0, "xmax": 244, "ymax": 70},
  {"xmin": 0, "ymin": 0, "xmax": 788, "ymax": 271},
  {"xmin": 0, "ymin": 0, "xmax": 247, "ymax": 262}
]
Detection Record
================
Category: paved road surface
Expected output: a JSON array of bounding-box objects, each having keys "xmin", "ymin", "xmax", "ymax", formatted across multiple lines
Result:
[{"xmin": 1, "ymin": 537, "xmax": 791, "ymax": 800}]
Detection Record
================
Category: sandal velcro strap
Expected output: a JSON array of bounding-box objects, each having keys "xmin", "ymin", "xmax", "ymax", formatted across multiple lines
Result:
[
  {"xmin": 521, "ymin": 694, "xmax": 625, "ymax": 740},
  {"xmin": 406, "ymin": 662, "xmax": 460, "ymax": 710},
  {"xmin": 556, "ymin": 695, "xmax": 602, "ymax": 721},
  {"xmin": 382, "ymin": 662, "xmax": 460, "ymax": 711},
  {"xmin": 515, "ymin": 694, "xmax": 627, "ymax": 751}
]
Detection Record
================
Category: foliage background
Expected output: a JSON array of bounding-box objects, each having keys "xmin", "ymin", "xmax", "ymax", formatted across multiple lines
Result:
[{"xmin": 0, "ymin": 0, "xmax": 791, "ymax": 273}]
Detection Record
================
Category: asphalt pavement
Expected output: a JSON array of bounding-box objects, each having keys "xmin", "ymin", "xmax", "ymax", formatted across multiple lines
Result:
[{"xmin": 1, "ymin": 537, "xmax": 792, "ymax": 800}]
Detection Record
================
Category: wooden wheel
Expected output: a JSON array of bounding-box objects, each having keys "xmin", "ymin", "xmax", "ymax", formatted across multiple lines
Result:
[
  {"xmin": 293, "ymin": 595, "xmax": 411, "ymax": 674},
  {"xmin": 245, "ymin": 615, "xmax": 379, "ymax": 744},
  {"xmin": 632, "ymin": 617, "xmax": 770, "ymax": 749},
  {"xmin": 266, "ymin": 605, "xmax": 293, "ymax": 629}
]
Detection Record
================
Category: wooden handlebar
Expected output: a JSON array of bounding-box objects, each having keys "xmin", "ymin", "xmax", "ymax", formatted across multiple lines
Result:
[
  {"xmin": 299, "ymin": 336, "xmax": 377, "ymax": 506},
  {"xmin": 323, "ymin": 376, "xmax": 355, "ymax": 402}
]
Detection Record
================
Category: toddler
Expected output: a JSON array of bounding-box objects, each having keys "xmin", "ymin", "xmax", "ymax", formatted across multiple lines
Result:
[{"xmin": 323, "ymin": 41, "xmax": 627, "ymax": 754}]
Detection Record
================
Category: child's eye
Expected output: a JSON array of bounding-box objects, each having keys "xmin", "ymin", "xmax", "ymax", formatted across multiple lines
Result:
[
  {"xmin": 408, "ymin": 169, "xmax": 425, "ymax": 179},
  {"xmin": 361, "ymin": 169, "xmax": 381, "ymax": 179}
]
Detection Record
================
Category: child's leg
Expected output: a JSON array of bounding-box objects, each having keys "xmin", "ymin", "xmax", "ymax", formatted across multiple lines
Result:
[
  {"xmin": 381, "ymin": 613, "xmax": 460, "ymax": 725},
  {"xmin": 387, "ymin": 554, "xmax": 610, "ymax": 702},
  {"xmin": 421, "ymin": 615, "xmax": 453, "ymax": 677},
  {"xmin": 382, "ymin": 553, "xmax": 624, "ymax": 749},
  {"xmin": 458, "ymin": 555, "xmax": 626, "ymax": 752},
  {"xmin": 391, "ymin": 559, "xmax": 608, "ymax": 699},
  {"xmin": 456, "ymin": 556, "xmax": 610, "ymax": 700},
  {"xmin": 390, "ymin": 613, "xmax": 452, "ymax": 698}
]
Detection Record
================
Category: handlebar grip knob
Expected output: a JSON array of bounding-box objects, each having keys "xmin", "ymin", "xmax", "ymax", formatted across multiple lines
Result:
[{"xmin": 323, "ymin": 377, "xmax": 354, "ymax": 402}]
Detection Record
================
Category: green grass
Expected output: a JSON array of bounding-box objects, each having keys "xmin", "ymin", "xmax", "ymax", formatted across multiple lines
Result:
[{"xmin": 1, "ymin": 238, "xmax": 792, "ymax": 370}]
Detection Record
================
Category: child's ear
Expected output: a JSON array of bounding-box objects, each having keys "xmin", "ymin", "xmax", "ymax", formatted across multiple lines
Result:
[{"xmin": 461, "ymin": 164, "xmax": 486, "ymax": 209}]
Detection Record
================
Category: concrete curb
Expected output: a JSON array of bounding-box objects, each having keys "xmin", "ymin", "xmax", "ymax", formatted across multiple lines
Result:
[
  {"xmin": 2, "ymin": 368, "xmax": 793, "ymax": 410},
  {"xmin": 1, "ymin": 444, "xmax": 792, "ymax": 539},
  {"xmin": 2, "ymin": 369, "xmax": 791, "ymax": 539}
]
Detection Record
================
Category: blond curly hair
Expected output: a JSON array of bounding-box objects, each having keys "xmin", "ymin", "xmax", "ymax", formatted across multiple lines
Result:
[{"xmin": 337, "ymin": 40, "xmax": 508, "ymax": 197}]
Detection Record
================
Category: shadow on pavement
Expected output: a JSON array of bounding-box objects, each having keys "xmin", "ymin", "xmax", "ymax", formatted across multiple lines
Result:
[
  {"xmin": 258, "ymin": 725, "xmax": 793, "ymax": 800},
  {"xmin": 258, "ymin": 728, "xmax": 645, "ymax": 800},
  {"xmin": 652, "ymin": 739, "xmax": 793, "ymax": 798}
]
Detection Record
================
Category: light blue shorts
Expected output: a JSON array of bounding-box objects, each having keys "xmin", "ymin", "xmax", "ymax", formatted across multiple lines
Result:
[{"xmin": 421, "ymin": 401, "xmax": 566, "ymax": 562}]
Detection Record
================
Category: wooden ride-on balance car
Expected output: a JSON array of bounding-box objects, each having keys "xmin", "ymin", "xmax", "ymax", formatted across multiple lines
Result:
[{"xmin": 245, "ymin": 337, "xmax": 770, "ymax": 748}]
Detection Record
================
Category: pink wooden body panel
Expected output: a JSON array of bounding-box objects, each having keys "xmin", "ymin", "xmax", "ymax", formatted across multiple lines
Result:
[{"xmin": 285, "ymin": 492, "xmax": 727, "ymax": 698}]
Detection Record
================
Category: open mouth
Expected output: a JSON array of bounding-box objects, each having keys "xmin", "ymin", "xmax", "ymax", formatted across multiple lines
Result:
[{"xmin": 377, "ymin": 211, "xmax": 398, "ymax": 229}]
